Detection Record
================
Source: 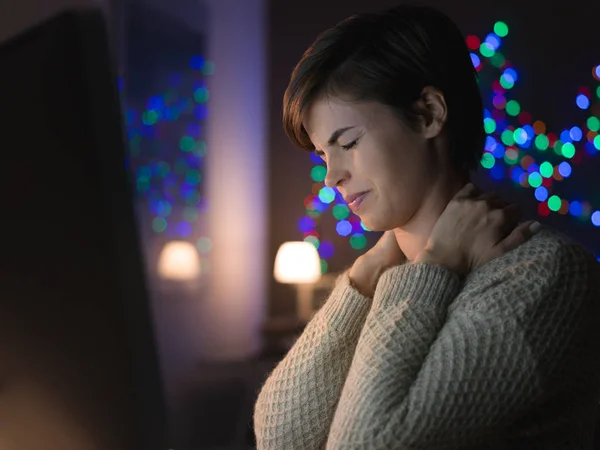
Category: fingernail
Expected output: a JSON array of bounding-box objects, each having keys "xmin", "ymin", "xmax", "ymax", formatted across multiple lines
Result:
[{"xmin": 529, "ymin": 221, "xmax": 542, "ymax": 235}]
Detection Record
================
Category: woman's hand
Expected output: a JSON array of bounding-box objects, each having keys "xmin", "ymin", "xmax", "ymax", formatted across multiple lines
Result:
[
  {"xmin": 349, "ymin": 231, "xmax": 406, "ymax": 298},
  {"xmin": 413, "ymin": 183, "xmax": 540, "ymax": 277}
]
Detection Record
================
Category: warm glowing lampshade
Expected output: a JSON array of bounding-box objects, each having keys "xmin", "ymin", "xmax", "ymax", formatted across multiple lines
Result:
[
  {"xmin": 274, "ymin": 241, "xmax": 321, "ymax": 284},
  {"xmin": 158, "ymin": 241, "xmax": 201, "ymax": 280}
]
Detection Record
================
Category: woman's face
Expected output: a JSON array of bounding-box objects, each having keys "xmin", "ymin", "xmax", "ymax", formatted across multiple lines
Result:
[{"xmin": 304, "ymin": 94, "xmax": 445, "ymax": 232}]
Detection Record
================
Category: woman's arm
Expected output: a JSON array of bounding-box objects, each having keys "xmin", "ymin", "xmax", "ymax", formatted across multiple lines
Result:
[
  {"xmin": 253, "ymin": 271, "xmax": 372, "ymax": 450},
  {"xmin": 325, "ymin": 244, "xmax": 600, "ymax": 449}
]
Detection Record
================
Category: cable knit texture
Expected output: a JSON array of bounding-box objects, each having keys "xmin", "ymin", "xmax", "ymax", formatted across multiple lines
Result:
[{"xmin": 254, "ymin": 226, "xmax": 600, "ymax": 449}]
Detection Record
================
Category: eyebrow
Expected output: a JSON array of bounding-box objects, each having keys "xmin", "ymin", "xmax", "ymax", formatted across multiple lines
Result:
[{"xmin": 327, "ymin": 126, "xmax": 356, "ymax": 146}]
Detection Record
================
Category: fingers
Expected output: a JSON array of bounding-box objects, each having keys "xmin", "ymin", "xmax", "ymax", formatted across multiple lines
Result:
[
  {"xmin": 457, "ymin": 185, "xmax": 509, "ymax": 210},
  {"xmin": 497, "ymin": 220, "xmax": 540, "ymax": 253},
  {"xmin": 454, "ymin": 182, "xmax": 480, "ymax": 199},
  {"xmin": 493, "ymin": 202, "xmax": 523, "ymax": 243},
  {"xmin": 476, "ymin": 191, "xmax": 510, "ymax": 209},
  {"xmin": 501, "ymin": 202, "xmax": 523, "ymax": 224},
  {"xmin": 471, "ymin": 190, "xmax": 524, "ymax": 236}
]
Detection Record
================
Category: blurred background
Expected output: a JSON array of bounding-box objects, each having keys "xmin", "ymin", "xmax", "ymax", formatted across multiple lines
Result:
[{"xmin": 1, "ymin": 0, "xmax": 599, "ymax": 448}]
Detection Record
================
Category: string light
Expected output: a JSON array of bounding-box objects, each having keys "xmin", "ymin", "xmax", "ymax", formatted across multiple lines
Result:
[
  {"xmin": 300, "ymin": 21, "xmax": 600, "ymax": 273},
  {"xmin": 122, "ymin": 55, "xmax": 215, "ymax": 252}
]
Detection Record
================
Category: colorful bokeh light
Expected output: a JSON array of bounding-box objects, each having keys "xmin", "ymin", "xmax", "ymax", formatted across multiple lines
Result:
[
  {"xmin": 299, "ymin": 21, "xmax": 600, "ymax": 273},
  {"xmin": 123, "ymin": 55, "xmax": 214, "ymax": 243}
]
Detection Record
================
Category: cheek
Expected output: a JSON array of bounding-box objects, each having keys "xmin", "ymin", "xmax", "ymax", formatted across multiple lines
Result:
[
  {"xmin": 356, "ymin": 150, "xmax": 401, "ymax": 189},
  {"xmin": 354, "ymin": 147, "xmax": 391, "ymax": 177}
]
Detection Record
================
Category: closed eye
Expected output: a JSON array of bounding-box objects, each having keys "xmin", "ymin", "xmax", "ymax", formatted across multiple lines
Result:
[
  {"xmin": 341, "ymin": 140, "xmax": 358, "ymax": 150},
  {"xmin": 313, "ymin": 139, "xmax": 358, "ymax": 158}
]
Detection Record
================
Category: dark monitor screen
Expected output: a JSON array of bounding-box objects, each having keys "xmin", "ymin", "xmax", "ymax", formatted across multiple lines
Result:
[{"xmin": 0, "ymin": 9, "xmax": 169, "ymax": 450}]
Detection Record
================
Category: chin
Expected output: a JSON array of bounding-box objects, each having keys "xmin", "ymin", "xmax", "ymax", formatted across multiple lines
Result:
[
  {"xmin": 359, "ymin": 215, "xmax": 392, "ymax": 233},
  {"xmin": 360, "ymin": 206, "xmax": 409, "ymax": 232}
]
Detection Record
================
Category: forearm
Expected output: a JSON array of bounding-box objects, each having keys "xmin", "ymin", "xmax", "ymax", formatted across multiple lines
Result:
[
  {"xmin": 254, "ymin": 271, "xmax": 371, "ymax": 450},
  {"xmin": 327, "ymin": 263, "xmax": 461, "ymax": 449}
]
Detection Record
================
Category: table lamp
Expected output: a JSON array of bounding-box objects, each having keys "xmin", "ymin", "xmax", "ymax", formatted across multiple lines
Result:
[
  {"xmin": 158, "ymin": 241, "xmax": 201, "ymax": 281},
  {"xmin": 273, "ymin": 241, "xmax": 321, "ymax": 322}
]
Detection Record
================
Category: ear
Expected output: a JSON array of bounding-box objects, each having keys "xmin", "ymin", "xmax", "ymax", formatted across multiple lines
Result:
[{"xmin": 415, "ymin": 86, "xmax": 448, "ymax": 139}]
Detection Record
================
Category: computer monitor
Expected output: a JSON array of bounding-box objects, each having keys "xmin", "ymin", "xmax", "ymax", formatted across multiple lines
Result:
[{"xmin": 0, "ymin": 9, "xmax": 169, "ymax": 450}]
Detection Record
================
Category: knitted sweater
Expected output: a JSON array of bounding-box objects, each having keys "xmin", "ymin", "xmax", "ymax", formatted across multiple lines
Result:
[{"xmin": 254, "ymin": 226, "xmax": 600, "ymax": 449}]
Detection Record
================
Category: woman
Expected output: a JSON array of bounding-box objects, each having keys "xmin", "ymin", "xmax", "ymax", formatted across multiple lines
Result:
[{"xmin": 254, "ymin": 4, "xmax": 600, "ymax": 449}]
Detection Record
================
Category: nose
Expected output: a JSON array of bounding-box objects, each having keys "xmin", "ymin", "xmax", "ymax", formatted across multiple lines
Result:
[{"xmin": 324, "ymin": 158, "xmax": 350, "ymax": 188}]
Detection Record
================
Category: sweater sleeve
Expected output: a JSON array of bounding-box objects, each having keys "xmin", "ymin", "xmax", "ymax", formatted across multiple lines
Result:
[
  {"xmin": 253, "ymin": 270, "xmax": 373, "ymax": 450},
  {"xmin": 325, "ymin": 248, "xmax": 599, "ymax": 449}
]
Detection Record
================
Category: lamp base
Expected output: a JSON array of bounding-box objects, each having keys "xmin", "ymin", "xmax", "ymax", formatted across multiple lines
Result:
[{"xmin": 296, "ymin": 283, "xmax": 315, "ymax": 322}]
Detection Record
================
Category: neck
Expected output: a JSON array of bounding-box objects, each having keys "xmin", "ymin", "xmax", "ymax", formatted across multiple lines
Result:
[{"xmin": 393, "ymin": 172, "xmax": 470, "ymax": 262}]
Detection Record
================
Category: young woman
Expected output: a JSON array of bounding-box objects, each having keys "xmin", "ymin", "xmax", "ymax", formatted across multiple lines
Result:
[{"xmin": 254, "ymin": 5, "xmax": 600, "ymax": 449}]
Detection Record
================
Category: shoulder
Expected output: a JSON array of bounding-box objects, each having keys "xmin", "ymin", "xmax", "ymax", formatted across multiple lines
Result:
[
  {"xmin": 523, "ymin": 225, "xmax": 595, "ymax": 270},
  {"xmin": 469, "ymin": 224, "xmax": 598, "ymax": 283},
  {"xmin": 459, "ymin": 224, "xmax": 600, "ymax": 314}
]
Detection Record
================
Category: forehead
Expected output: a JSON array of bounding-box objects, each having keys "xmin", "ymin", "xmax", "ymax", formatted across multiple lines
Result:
[{"xmin": 303, "ymin": 95, "xmax": 381, "ymax": 146}]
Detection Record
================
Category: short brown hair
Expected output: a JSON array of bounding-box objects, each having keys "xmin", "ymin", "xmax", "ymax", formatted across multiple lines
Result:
[{"xmin": 283, "ymin": 4, "xmax": 485, "ymax": 177}]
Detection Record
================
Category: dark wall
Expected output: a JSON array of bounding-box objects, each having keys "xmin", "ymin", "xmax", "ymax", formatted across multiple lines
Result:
[{"xmin": 268, "ymin": 0, "xmax": 600, "ymax": 315}]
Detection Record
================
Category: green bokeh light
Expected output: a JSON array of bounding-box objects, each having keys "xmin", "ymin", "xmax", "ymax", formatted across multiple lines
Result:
[
  {"xmin": 137, "ymin": 178, "xmax": 150, "ymax": 193},
  {"xmin": 304, "ymin": 235, "xmax": 320, "ymax": 249},
  {"xmin": 540, "ymin": 161, "xmax": 554, "ymax": 178},
  {"xmin": 499, "ymin": 75, "xmax": 514, "ymax": 90},
  {"xmin": 311, "ymin": 165, "xmax": 327, "ymax": 182},
  {"xmin": 332, "ymin": 204, "xmax": 350, "ymax": 220},
  {"xmin": 528, "ymin": 172, "xmax": 542, "ymax": 188},
  {"xmin": 503, "ymin": 148, "xmax": 519, "ymax": 165},
  {"xmin": 142, "ymin": 110, "xmax": 158, "ymax": 126},
  {"xmin": 513, "ymin": 128, "xmax": 527, "ymax": 144},
  {"xmin": 535, "ymin": 134, "xmax": 549, "ymax": 150},
  {"xmin": 490, "ymin": 52, "xmax": 506, "ymax": 68},
  {"xmin": 480, "ymin": 43, "xmax": 495, "ymax": 57},
  {"xmin": 350, "ymin": 234, "xmax": 367, "ymax": 250},
  {"xmin": 587, "ymin": 116, "xmax": 600, "ymax": 132},
  {"xmin": 320, "ymin": 259, "xmax": 328, "ymax": 274},
  {"xmin": 180, "ymin": 136, "xmax": 195, "ymax": 152},
  {"xmin": 494, "ymin": 21, "xmax": 509, "ymax": 37},
  {"xmin": 194, "ymin": 141, "xmax": 208, "ymax": 157},
  {"xmin": 506, "ymin": 100, "xmax": 521, "ymax": 116},
  {"xmin": 553, "ymin": 141, "xmax": 563, "ymax": 156},
  {"xmin": 318, "ymin": 187, "xmax": 336, "ymax": 204},
  {"xmin": 501, "ymin": 130, "xmax": 515, "ymax": 146},
  {"xmin": 194, "ymin": 87, "xmax": 210, "ymax": 103},
  {"xmin": 562, "ymin": 142, "xmax": 575, "ymax": 159},
  {"xmin": 186, "ymin": 169, "xmax": 202, "ymax": 185},
  {"xmin": 548, "ymin": 195, "xmax": 561, "ymax": 212},
  {"xmin": 481, "ymin": 152, "xmax": 495, "ymax": 169},
  {"xmin": 484, "ymin": 118, "xmax": 496, "ymax": 134},
  {"xmin": 152, "ymin": 217, "xmax": 167, "ymax": 233}
]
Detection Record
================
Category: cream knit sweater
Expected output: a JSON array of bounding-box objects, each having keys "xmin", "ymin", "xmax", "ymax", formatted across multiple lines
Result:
[{"xmin": 254, "ymin": 226, "xmax": 600, "ymax": 449}]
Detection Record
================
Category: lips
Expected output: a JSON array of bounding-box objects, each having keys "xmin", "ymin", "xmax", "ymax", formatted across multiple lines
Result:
[
  {"xmin": 345, "ymin": 191, "xmax": 368, "ymax": 204},
  {"xmin": 346, "ymin": 191, "xmax": 370, "ymax": 213}
]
